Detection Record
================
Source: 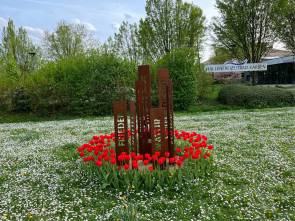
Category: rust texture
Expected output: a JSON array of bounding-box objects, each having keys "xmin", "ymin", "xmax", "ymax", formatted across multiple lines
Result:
[
  {"xmin": 150, "ymin": 108, "xmax": 168, "ymax": 156},
  {"xmin": 136, "ymin": 65, "xmax": 152, "ymax": 154},
  {"xmin": 157, "ymin": 69, "xmax": 175, "ymax": 156},
  {"xmin": 129, "ymin": 101, "xmax": 137, "ymax": 153},
  {"xmin": 113, "ymin": 100, "xmax": 129, "ymax": 162},
  {"xmin": 113, "ymin": 65, "xmax": 175, "ymax": 158}
]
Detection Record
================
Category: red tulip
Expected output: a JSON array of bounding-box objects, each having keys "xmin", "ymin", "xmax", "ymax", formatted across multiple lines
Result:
[
  {"xmin": 176, "ymin": 160, "xmax": 183, "ymax": 167},
  {"xmin": 204, "ymin": 152, "xmax": 211, "ymax": 159},
  {"xmin": 123, "ymin": 164, "xmax": 129, "ymax": 170},
  {"xmin": 158, "ymin": 157, "xmax": 166, "ymax": 165},
  {"xmin": 132, "ymin": 161, "xmax": 138, "ymax": 169},
  {"xmin": 131, "ymin": 152, "xmax": 136, "ymax": 159},
  {"xmin": 110, "ymin": 158, "xmax": 116, "ymax": 165},
  {"xmin": 184, "ymin": 152, "xmax": 189, "ymax": 159},
  {"xmin": 169, "ymin": 157, "xmax": 176, "ymax": 164},
  {"xmin": 144, "ymin": 153, "xmax": 151, "ymax": 159},
  {"xmin": 148, "ymin": 165, "xmax": 154, "ymax": 172},
  {"xmin": 152, "ymin": 154, "xmax": 158, "ymax": 161},
  {"xmin": 164, "ymin": 151, "xmax": 170, "ymax": 158},
  {"xmin": 95, "ymin": 160, "xmax": 102, "ymax": 167},
  {"xmin": 118, "ymin": 155, "xmax": 125, "ymax": 161}
]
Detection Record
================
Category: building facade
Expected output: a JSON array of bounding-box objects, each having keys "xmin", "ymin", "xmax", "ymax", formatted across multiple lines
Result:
[{"xmin": 234, "ymin": 49, "xmax": 294, "ymax": 84}]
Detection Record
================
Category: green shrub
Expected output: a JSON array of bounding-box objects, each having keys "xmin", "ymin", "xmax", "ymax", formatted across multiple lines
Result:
[
  {"xmin": 0, "ymin": 73, "xmax": 17, "ymax": 111},
  {"xmin": 196, "ymin": 66, "xmax": 213, "ymax": 100},
  {"xmin": 11, "ymin": 87, "xmax": 31, "ymax": 112},
  {"xmin": 25, "ymin": 53, "xmax": 136, "ymax": 115},
  {"xmin": 156, "ymin": 48, "xmax": 198, "ymax": 111},
  {"xmin": 218, "ymin": 85, "xmax": 295, "ymax": 108}
]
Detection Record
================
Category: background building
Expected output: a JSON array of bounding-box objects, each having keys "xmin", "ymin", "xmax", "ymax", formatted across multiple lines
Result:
[
  {"xmin": 205, "ymin": 49, "xmax": 295, "ymax": 84},
  {"xmin": 259, "ymin": 49, "xmax": 294, "ymax": 84},
  {"xmin": 243, "ymin": 49, "xmax": 295, "ymax": 84}
]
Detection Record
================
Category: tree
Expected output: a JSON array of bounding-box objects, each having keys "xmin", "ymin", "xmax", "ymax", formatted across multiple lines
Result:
[
  {"xmin": 0, "ymin": 19, "xmax": 40, "ymax": 77},
  {"xmin": 105, "ymin": 21, "xmax": 143, "ymax": 63},
  {"xmin": 138, "ymin": 0, "xmax": 205, "ymax": 62},
  {"xmin": 43, "ymin": 21, "xmax": 91, "ymax": 60},
  {"xmin": 272, "ymin": 0, "xmax": 295, "ymax": 55},
  {"xmin": 212, "ymin": 0, "xmax": 275, "ymax": 84},
  {"xmin": 208, "ymin": 45, "xmax": 236, "ymax": 64}
]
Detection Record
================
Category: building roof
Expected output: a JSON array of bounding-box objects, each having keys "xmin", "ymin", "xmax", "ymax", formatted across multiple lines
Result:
[
  {"xmin": 263, "ymin": 49, "xmax": 293, "ymax": 60},
  {"xmin": 203, "ymin": 48, "xmax": 294, "ymax": 65},
  {"xmin": 262, "ymin": 55, "xmax": 295, "ymax": 65}
]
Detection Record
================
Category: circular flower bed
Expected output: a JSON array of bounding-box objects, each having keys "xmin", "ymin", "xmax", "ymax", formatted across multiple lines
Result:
[{"xmin": 77, "ymin": 130, "xmax": 214, "ymax": 190}]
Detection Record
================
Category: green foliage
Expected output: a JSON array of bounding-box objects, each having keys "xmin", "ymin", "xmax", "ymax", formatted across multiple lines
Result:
[
  {"xmin": 85, "ymin": 156, "xmax": 213, "ymax": 191},
  {"xmin": 207, "ymin": 45, "xmax": 244, "ymax": 64},
  {"xmin": 104, "ymin": 21, "xmax": 143, "ymax": 64},
  {"xmin": 196, "ymin": 66, "xmax": 213, "ymax": 100},
  {"xmin": 272, "ymin": 0, "xmax": 295, "ymax": 54},
  {"xmin": 218, "ymin": 85, "xmax": 295, "ymax": 108},
  {"xmin": 11, "ymin": 87, "xmax": 31, "ymax": 112},
  {"xmin": 25, "ymin": 53, "xmax": 136, "ymax": 115},
  {"xmin": 213, "ymin": 0, "xmax": 274, "ymax": 63},
  {"xmin": 0, "ymin": 19, "xmax": 40, "ymax": 77},
  {"xmin": 43, "ymin": 21, "xmax": 94, "ymax": 60},
  {"xmin": 213, "ymin": 0, "xmax": 276, "ymax": 85},
  {"xmin": 0, "ymin": 72, "xmax": 15, "ymax": 111},
  {"xmin": 139, "ymin": 0, "xmax": 205, "ymax": 62},
  {"xmin": 106, "ymin": 0, "xmax": 205, "ymax": 63},
  {"xmin": 156, "ymin": 48, "xmax": 198, "ymax": 110}
]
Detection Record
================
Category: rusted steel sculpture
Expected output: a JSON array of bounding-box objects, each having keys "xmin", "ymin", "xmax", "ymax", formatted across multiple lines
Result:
[
  {"xmin": 113, "ymin": 100, "xmax": 129, "ymax": 162},
  {"xmin": 113, "ymin": 65, "xmax": 175, "ymax": 161},
  {"xmin": 150, "ymin": 107, "xmax": 168, "ymax": 156},
  {"xmin": 136, "ymin": 65, "xmax": 152, "ymax": 155},
  {"xmin": 157, "ymin": 69, "xmax": 174, "ymax": 156},
  {"xmin": 129, "ymin": 101, "xmax": 137, "ymax": 153}
]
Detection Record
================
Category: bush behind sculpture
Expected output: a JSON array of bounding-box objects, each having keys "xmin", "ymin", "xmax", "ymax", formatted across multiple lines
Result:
[
  {"xmin": 25, "ymin": 53, "xmax": 136, "ymax": 115},
  {"xmin": 156, "ymin": 48, "xmax": 199, "ymax": 111},
  {"xmin": 1, "ymin": 49, "xmax": 211, "ymax": 115}
]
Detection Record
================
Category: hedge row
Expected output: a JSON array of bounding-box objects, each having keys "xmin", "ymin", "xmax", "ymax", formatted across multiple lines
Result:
[
  {"xmin": 218, "ymin": 85, "xmax": 295, "ymax": 108},
  {"xmin": 1, "ymin": 49, "xmax": 208, "ymax": 116},
  {"xmin": 8, "ymin": 53, "xmax": 137, "ymax": 115}
]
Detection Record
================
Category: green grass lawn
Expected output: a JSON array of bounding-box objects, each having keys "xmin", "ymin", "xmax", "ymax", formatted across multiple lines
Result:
[{"xmin": 0, "ymin": 107, "xmax": 294, "ymax": 220}]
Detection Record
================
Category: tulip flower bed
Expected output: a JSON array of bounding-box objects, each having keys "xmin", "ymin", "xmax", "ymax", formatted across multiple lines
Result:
[{"xmin": 77, "ymin": 130, "xmax": 214, "ymax": 190}]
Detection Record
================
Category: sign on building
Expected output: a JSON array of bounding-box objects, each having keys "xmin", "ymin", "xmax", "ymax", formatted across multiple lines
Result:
[{"xmin": 205, "ymin": 63, "xmax": 267, "ymax": 73}]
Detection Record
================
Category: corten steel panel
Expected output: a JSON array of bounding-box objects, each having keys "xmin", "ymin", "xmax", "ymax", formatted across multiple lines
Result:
[
  {"xmin": 157, "ymin": 69, "xmax": 175, "ymax": 156},
  {"xmin": 136, "ymin": 65, "xmax": 152, "ymax": 154},
  {"xmin": 136, "ymin": 80, "xmax": 144, "ymax": 153},
  {"xmin": 113, "ymin": 100, "xmax": 129, "ymax": 163},
  {"xmin": 150, "ymin": 108, "xmax": 168, "ymax": 156},
  {"xmin": 129, "ymin": 101, "xmax": 137, "ymax": 153},
  {"xmin": 157, "ymin": 68, "xmax": 169, "ymax": 80}
]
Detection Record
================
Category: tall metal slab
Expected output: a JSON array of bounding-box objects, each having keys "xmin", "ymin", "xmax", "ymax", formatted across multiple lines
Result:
[
  {"xmin": 113, "ymin": 100, "xmax": 129, "ymax": 162},
  {"xmin": 150, "ymin": 108, "xmax": 168, "ymax": 156},
  {"xmin": 136, "ymin": 65, "xmax": 152, "ymax": 154},
  {"xmin": 129, "ymin": 101, "xmax": 137, "ymax": 153},
  {"xmin": 157, "ymin": 68, "xmax": 175, "ymax": 156}
]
